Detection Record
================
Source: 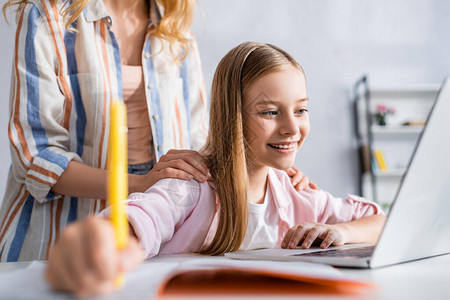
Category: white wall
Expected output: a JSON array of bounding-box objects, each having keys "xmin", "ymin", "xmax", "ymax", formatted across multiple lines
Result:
[
  {"xmin": 191, "ymin": 0, "xmax": 450, "ymax": 196},
  {"xmin": 0, "ymin": 0, "xmax": 449, "ymax": 204}
]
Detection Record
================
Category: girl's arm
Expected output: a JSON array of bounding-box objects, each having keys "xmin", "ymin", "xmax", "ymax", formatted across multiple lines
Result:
[
  {"xmin": 282, "ymin": 214, "xmax": 386, "ymax": 249},
  {"xmin": 333, "ymin": 214, "xmax": 386, "ymax": 244},
  {"xmin": 47, "ymin": 177, "xmax": 205, "ymax": 296}
]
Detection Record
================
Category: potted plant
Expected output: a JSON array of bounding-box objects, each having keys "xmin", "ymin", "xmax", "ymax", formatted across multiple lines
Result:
[{"xmin": 374, "ymin": 104, "xmax": 395, "ymax": 126}]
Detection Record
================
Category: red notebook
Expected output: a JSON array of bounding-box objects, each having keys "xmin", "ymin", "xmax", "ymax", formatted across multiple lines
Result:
[{"xmin": 156, "ymin": 259, "xmax": 375, "ymax": 298}]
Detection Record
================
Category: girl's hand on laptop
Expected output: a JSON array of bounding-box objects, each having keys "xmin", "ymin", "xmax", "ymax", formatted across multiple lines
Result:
[
  {"xmin": 286, "ymin": 166, "xmax": 318, "ymax": 191},
  {"xmin": 46, "ymin": 217, "xmax": 145, "ymax": 297},
  {"xmin": 281, "ymin": 222, "xmax": 345, "ymax": 249}
]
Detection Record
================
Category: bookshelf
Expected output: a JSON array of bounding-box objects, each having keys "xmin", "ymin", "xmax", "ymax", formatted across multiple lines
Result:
[{"xmin": 353, "ymin": 76, "xmax": 439, "ymax": 210}]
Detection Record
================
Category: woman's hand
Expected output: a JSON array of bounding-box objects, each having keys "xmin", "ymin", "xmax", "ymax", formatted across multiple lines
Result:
[
  {"xmin": 132, "ymin": 150, "xmax": 212, "ymax": 193},
  {"xmin": 46, "ymin": 217, "xmax": 144, "ymax": 297},
  {"xmin": 281, "ymin": 222, "xmax": 346, "ymax": 249},
  {"xmin": 285, "ymin": 166, "xmax": 318, "ymax": 191}
]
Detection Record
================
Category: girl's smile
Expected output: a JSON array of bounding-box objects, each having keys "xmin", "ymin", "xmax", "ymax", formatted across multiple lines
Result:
[{"xmin": 267, "ymin": 142, "xmax": 298, "ymax": 153}]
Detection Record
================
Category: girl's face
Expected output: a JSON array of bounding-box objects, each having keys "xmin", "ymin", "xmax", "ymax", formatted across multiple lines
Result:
[{"xmin": 243, "ymin": 65, "xmax": 310, "ymax": 172}]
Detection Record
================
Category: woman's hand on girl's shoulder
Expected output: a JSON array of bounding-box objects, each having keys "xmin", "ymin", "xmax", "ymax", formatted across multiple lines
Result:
[
  {"xmin": 46, "ymin": 217, "xmax": 144, "ymax": 297},
  {"xmin": 139, "ymin": 150, "xmax": 212, "ymax": 191},
  {"xmin": 285, "ymin": 166, "xmax": 318, "ymax": 191},
  {"xmin": 281, "ymin": 222, "xmax": 346, "ymax": 250}
]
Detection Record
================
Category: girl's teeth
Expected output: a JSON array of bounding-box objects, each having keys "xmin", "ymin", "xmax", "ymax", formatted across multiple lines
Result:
[{"xmin": 271, "ymin": 144, "xmax": 294, "ymax": 149}]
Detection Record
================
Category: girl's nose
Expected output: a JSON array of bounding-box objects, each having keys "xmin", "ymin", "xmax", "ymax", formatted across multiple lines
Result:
[{"xmin": 279, "ymin": 114, "xmax": 299, "ymax": 136}]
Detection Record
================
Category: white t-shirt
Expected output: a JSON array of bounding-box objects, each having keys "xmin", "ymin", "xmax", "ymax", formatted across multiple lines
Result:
[{"xmin": 239, "ymin": 187, "xmax": 279, "ymax": 250}]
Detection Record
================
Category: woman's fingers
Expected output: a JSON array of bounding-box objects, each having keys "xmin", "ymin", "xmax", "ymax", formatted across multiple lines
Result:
[
  {"xmin": 309, "ymin": 182, "xmax": 319, "ymax": 190},
  {"xmin": 296, "ymin": 176, "xmax": 310, "ymax": 191},
  {"xmin": 153, "ymin": 150, "xmax": 211, "ymax": 183},
  {"xmin": 286, "ymin": 167, "xmax": 296, "ymax": 177},
  {"xmin": 285, "ymin": 166, "xmax": 316, "ymax": 191},
  {"xmin": 156, "ymin": 159, "xmax": 205, "ymax": 182},
  {"xmin": 287, "ymin": 167, "xmax": 303, "ymax": 188},
  {"xmin": 160, "ymin": 150, "xmax": 210, "ymax": 175},
  {"xmin": 152, "ymin": 166, "xmax": 194, "ymax": 184}
]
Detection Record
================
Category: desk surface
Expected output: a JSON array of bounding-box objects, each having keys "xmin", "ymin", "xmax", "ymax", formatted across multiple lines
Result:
[
  {"xmin": 338, "ymin": 253, "xmax": 450, "ymax": 299},
  {"xmin": 1, "ymin": 253, "xmax": 449, "ymax": 299}
]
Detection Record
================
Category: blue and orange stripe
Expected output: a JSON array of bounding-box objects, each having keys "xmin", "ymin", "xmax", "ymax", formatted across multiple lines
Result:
[
  {"xmin": 7, "ymin": 194, "xmax": 34, "ymax": 262},
  {"xmin": 64, "ymin": 19, "xmax": 83, "ymax": 224},
  {"xmin": 0, "ymin": 190, "xmax": 30, "ymax": 248},
  {"xmin": 42, "ymin": 0, "xmax": 72, "ymax": 130},
  {"xmin": 0, "ymin": 185, "xmax": 26, "ymax": 238}
]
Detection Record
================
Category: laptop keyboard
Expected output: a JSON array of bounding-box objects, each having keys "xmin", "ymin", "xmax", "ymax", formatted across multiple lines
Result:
[{"xmin": 294, "ymin": 245, "xmax": 375, "ymax": 258}]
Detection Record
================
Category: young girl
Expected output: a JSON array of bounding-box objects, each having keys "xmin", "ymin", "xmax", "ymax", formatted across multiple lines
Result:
[{"xmin": 46, "ymin": 42, "xmax": 386, "ymax": 296}]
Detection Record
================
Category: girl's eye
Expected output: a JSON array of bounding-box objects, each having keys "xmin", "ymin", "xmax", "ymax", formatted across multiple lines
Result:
[
  {"xmin": 296, "ymin": 109, "xmax": 308, "ymax": 115},
  {"xmin": 261, "ymin": 110, "xmax": 278, "ymax": 116}
]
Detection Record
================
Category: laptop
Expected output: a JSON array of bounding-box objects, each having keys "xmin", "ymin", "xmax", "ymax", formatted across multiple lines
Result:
[{"xmin": 226, "ymin": 78, "xmax": 450, "ymax": 268}]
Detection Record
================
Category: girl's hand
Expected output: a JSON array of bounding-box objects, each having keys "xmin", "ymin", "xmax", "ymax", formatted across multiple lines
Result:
[
  {"xmin": 46, "ymin": 217, "xmax": 144, "ymax": 297},
  {"xmin": 281, "ymin": 222, "xmax": 346, "ymax": 249},
  {"xmin": 286, "ymin": 166, "xmax": 318, "ymax": 191},
  {"xmin": 139, "ymin": 150, "xmax": 212, "ymax": 191}
]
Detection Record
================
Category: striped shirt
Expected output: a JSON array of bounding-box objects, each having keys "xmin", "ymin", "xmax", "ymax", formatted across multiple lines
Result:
[{"xmin": 0, "ymin": 0, "xmax": 208, "ymax": 262}]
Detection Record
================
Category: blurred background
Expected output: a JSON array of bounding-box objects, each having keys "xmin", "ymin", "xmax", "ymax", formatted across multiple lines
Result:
[{"xmin": 0, "ymin": 0, "xmax": 449, "ymax": 205}]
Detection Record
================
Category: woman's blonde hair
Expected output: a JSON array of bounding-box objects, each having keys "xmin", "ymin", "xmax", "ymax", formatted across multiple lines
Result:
[
  {"xmin": 2, "ymin": 0, "xmax": 196, "ymax": 61},
  {"xmin": 201, "ymin": 42, "xmax": 303, "ymax": 255}
]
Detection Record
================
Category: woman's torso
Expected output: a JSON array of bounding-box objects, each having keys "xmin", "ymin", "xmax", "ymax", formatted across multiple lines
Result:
[{"xmin": 0, "ymin": 0, "xmax": 207, "ymax": 261}]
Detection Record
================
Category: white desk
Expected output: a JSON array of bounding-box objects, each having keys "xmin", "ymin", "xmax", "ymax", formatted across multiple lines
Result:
[
  {"xmin": 338, "ymin": 254, "xmax": 450, "ymax": 299},
  {"xmin": 1, "ymin": 254, "xmax": 449, "ymax": 299}
]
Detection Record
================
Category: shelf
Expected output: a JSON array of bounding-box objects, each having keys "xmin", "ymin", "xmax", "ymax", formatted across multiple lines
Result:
[
  {"xmin": 371, "ymin": 125, "xmax": 424, "ymax": 136},
  {"xmin": 354, "ymin": 76, "xmax": 438, "ymax": 205},
  {"xmin": 370, "ymin": 85, "xmax": 441, "ymax": 97},
  {"xmin": 373, "ymin": 170, "xmax": 405, "ymax": 177}
]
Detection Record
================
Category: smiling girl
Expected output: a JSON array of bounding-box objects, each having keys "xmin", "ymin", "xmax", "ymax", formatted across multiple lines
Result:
[{"xmin": 46, "ymin": 42, "xmax": 386, "ymax": 296}]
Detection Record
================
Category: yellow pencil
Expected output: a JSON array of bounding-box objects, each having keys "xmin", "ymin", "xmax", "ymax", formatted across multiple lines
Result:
[{"xmin": 107, "ymin": 100, "xmax": 129, "ymax": 288}]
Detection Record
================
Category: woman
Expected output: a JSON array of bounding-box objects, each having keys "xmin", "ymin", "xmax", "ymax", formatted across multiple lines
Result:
[
  {"xmin": 0, "ymin": 0, "xmax": 309, "ymax": 262},
  {"xmin": 0, "ymin": 0, "xmax": 211, "ymax": 262}
]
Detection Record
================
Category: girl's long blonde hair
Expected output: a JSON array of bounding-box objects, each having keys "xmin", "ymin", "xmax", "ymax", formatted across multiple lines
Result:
[
  {"xmin": 202, "ymin": 42, "xmax": 303, "ymax": 255},
  {"xmin": 2, "ymin": 0, "xmax": 196, "ymax": 61}
]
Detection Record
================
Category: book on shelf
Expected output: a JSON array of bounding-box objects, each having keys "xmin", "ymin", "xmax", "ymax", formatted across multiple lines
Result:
[{"xmin": 373, "ymin": 149, "xmax": 387, "ymax": 171}]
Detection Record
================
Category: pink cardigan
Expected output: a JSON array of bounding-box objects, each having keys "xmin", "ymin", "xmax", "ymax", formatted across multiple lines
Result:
[{"xmin": 101, "ymin": 168, "xmax": 383, "ymax": 258}]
